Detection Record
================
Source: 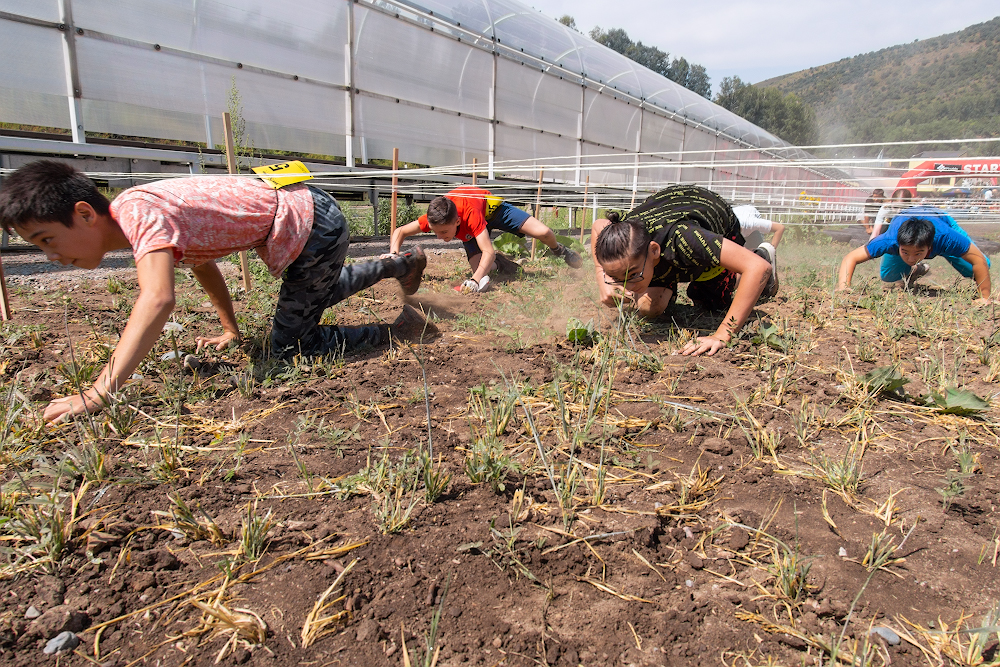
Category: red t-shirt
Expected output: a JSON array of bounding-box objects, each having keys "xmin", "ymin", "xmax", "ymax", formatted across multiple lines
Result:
[
  {"xmin": 417, "ymin": 186, "xmax": 492, "ymax": 242},
  {"xmin": 110, "ymin": 176, "xmax": 313, "ymax": 277}
]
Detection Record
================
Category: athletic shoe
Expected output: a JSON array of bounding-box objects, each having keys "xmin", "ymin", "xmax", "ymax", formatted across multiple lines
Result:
[
  {"xmin": 390, "ymin": 304, "xmax": 438, "ymax": 341},
  {"xmin": 753, "ymin": 242, "xmax": 779, "ymax": 299},
  {"xmin": 396, "ymin": 246, "xmax": 427, "ymax": 295},
  {"xmin": 552, "ymin": 243, "xmax": 583, "ymax": 269}
]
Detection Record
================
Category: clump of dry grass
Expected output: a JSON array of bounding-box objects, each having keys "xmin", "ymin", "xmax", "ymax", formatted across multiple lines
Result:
[{"xmin": 301, "ymin": 558, "xmax": 358, "ymax": 648}]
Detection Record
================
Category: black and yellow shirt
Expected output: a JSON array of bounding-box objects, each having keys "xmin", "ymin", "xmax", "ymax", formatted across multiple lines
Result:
[{"xmin": 622, "ymin": 185, "xmax": 742, "ymax": 287}]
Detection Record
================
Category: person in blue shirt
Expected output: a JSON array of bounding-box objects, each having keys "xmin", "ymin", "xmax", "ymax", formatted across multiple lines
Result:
[{"xmin": 836, "ymin": 206, "xmax": 992, "ymax": 300}]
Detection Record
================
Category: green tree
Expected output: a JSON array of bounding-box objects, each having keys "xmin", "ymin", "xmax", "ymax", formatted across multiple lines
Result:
[
  {"xmin": 715, "ymin": 76, "xmax": 818, "ymax": 146},
  {"xmin": 588, "ymin": 26, "xmax": 711, "ymax": 99},
  {"xmin": 558, "ymin": 15, "xmax": 577, "ymax": 30}
]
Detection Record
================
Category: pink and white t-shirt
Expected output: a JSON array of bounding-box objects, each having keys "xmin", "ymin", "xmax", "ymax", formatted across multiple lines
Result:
[{"xmin": 110, "ymin": 176, "xmax": 314, "ymax": 277}]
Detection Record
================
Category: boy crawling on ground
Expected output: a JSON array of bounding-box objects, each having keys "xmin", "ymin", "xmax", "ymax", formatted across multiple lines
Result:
[
  {"xmin": 837, "ymin": 205, "xmax": 992, "ymax": 300},
  {"xmin": 387, "ymin": 185, "xmax": 582, "ymax": 292},
  {"xmin": 0, "ymin": 160, "xmax": 429, "ymax": 422}
]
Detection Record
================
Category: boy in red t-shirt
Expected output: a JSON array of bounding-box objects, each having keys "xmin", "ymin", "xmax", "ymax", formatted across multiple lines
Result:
[
  {"xmin": 0, "ymin": 160, "xmax": 429, "ymax": 422},
  {"xmin": 388, "ymin": 185, "xmax": 582, "ymax": 291}
]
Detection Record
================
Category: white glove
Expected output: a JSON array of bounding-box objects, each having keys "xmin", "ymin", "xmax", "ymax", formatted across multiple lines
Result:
[
  {"xmin": 378, "ymin": 252, "xmax": 400, "ymax": 260},
  {"xmin": 461, "ymin": 279, "xmax": 481, "ymax": 293}
]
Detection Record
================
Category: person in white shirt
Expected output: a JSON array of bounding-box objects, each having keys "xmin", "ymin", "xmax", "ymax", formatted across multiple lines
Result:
[{"xmin": 731, "ymin": 204, "xmax": 785, "ymax": 248}]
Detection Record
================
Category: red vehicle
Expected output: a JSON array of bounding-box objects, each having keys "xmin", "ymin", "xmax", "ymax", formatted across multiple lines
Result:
[{"xmin": 893, "ymin": 158, "xmax": 1000, "ymax": 200}]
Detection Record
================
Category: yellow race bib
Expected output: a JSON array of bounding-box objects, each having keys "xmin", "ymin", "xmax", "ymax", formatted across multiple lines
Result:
[
  {"xmin": 252, "ymin": 161, "xmax": 314, "ymax": 189},
  {"xmin": 694, "ymin": 265, "xmax": 725, "ymax": 282},
  {"xmin": 484, "ymin": 195, "xmax": 504, "ymax": 220}
]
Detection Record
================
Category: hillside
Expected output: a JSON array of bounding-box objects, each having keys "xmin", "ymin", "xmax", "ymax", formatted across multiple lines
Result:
[{"xmin": 760, "ymin": 16, "xmax": 1000, "ymax": 156}]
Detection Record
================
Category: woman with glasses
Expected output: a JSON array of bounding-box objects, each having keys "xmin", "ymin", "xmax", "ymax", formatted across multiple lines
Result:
[{"xmin": 591, "ymin": 185, "xmax": 778, "ymax": 357}]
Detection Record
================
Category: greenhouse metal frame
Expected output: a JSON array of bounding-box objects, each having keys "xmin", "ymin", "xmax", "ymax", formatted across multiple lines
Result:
[{"xmin": 0, "ymin": 0, "xmax": 857, "ymax": 205}]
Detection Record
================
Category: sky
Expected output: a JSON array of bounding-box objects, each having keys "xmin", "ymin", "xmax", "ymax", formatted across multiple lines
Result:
[{"xmin": 525, "ymin": 1, "xmax": 1000, "ymax": 92}]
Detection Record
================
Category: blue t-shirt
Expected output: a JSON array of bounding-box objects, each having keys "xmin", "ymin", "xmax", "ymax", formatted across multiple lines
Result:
[{"xmin": 866, "ymin": 206, "xmax": 971, "ymax": 260}]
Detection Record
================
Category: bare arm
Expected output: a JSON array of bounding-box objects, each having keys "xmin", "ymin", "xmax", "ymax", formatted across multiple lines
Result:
[
  {"xmin": 769, "ymin": 222, "xmax": 785, "ymax": 247},
  {"xmin": 44, "ymin": 249, "xmax": 176, "ymax": 421},
  {"xmin": 191, "ymin": 260, "xmax": 240, "ymax": 351},
  {"xmin": 389, "ymin": 221, "xmax": 422, "ymax": 254},
  {"xmin": 837, "ymin": 246, "xmax": 873, "ymax": 291},
  {"xmin": 963, "ymin": 244, "xmax": 992, "ymax": 299},
  {"xmin": 470, "ymin": 230, "xmax": 496, "ymax": 283},
  {"xmin": 681, "ymin": 239, "xmax": 770, "ymax": 356}
]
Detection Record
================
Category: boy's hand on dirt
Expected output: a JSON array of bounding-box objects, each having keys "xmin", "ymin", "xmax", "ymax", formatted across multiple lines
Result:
[
  {"xmin": 460, "ymin": 279, "xmax": 481, "ymax": 293},
  {"xmin": 678, "ymin": 335, "xmax": 727, "ymax": 357},
  {"xmin": 196, "ymin": 331, "xmax": 240, "ymax": 352}
]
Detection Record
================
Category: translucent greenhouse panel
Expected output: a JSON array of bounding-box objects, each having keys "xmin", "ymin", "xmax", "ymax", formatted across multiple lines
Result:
[
  {"xmin": 637, "ymin": 155, "xmax": 680, "ymax": 190},
  {"xmin": 355, "ymin": 8, "xmax": 490, "ymax": 117},
  {"xmin": 679, "ymin": 127, "xmax": 715, "ymax": 187},
  {"xmin": 82, "ymin": 99, "xmax": 208, "ymax": 145},
  {"xmin": 0, "ymin": 20, "xmax": 71, "ymax": 128},
  {"xmin": 0, "ymin": 21, "xmax": 67, "ymax": 97},
  {"xmin": 76, "ymin": 37, "xmax": 347, "ymax": 148},
  {"xmin": 495, "ymin": 58, "xmax": 580, "ymax": 136},
  {"xmin": 639, "ymin": 112, "xmax": 684, "ymax": 159},
  {"xmin": 488, "ymin": 0, "xmax": 582, "ymax": 72},
  {"xmin": 0, "ymin": 0, "xmax": 60, "ymax": 21},
  {"xmin": 356, "ymin": 96, "xmax": 489, "ymax": 166},
  {"xmin": 582, "ymin": 89, "xmax": 640, "ymax": 152},
  {"xmin": 494, "ymin": 126, "xmax": 576, "ymax": 183},
  {"xmin": 577, "ymin": 43, "xmax": 641, "ymax": 99},
  {"xmin": 582, "ymin": 144, "xmax": 630, "ymax": 190},
  {"xmin": 72, "ymin": 0, "xmax": 347, "ymax": 84},
  {"xmin": 413, "ymin": 0, "xmax": 496, "ymax": 39}
]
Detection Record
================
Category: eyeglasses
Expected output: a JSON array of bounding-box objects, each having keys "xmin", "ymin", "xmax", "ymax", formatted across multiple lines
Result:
[{"xmin": 604, "ymin": 244, "xmax": 650, "ymax": 285}]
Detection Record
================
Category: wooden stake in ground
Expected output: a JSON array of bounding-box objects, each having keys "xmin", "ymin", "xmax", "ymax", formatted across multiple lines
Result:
[
  {"xmin": 531, "ymin": 169, "xmax": 544, "ymax": 260},
  {"xmin": 580, "ymin": 175, "xmax": 590, "ymax": 244},
  {"xmin": 390, "ymin": 147, "xmax": 399, "ymax": 238},
  {"xmin": 223, "ymin": 112, "xmax": 252, "ymax": 292},
  {"xmin": 0, "ymin": 255, "xmax": 11, "ymax": 320},
  {"xmin": 472, "ymin": 157, "xmax": 477, "ymax": 186}
]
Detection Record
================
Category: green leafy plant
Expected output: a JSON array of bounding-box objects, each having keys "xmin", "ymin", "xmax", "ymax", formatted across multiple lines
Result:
[
  {"xmin": 859, "ymin": 365, "xmax": 909, "ymax": 400},
  {"xmin": 493, "ymin": 232, "xmax": 527, "ymax": 258},
  {"xmin": 566, "ymin": 317, "xmax": 597, "ymax": 345},
  {"xmin": 751, "ymin": 320, "xmax": 792, "ymax": 352},
  {"xmin": 925, "ymin": 387, "xmax": 990, "ymax": 416}
]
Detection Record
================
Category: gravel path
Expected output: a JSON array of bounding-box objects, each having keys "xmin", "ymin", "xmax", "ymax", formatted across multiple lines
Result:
[{"xmin": 0, "ymin": 237, "xmax": 464, "ymax": 288}]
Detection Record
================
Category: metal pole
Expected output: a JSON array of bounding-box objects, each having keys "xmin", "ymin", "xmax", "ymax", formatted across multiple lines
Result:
[
  {"xmin": 580, "ymin": 175, "xmax": 589, "ymax": 244},
  {"xmin": 531, "ymin": 169, "xmax": 544, "ymax": 260},
  {"xmin": 390, "ymin": 147, "xmax": 399, "ymax": 237},
  {"xmin": 223, "ymin": 112, "xmax": 252, "ymax": 292}
]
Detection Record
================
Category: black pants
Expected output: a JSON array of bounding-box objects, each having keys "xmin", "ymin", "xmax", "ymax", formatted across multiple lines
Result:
[{"xmin": 270, "ymin": 187, "xmax": 406, "ymax": 357}]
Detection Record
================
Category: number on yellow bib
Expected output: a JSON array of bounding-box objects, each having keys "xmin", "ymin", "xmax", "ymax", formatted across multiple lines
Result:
[
  {"xmin": 252, "ymin": 161, "xmax": 313, "ymax": 189},
  {"xmin": 484, "ymin": 195, "xmax": 504, "ymax": 221}
]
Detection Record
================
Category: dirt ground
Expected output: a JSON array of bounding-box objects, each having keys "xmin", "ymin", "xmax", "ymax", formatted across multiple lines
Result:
[{"xmin": 0, "ymin": 238, "xmax": 999, "ymax": 667}]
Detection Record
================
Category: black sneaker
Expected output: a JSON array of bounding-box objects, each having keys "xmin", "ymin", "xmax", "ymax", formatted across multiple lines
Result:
[
  {"xmin": 753, "ymin": 242, "xmax": 779, "ymax": 299},
  {"xmin": 552, "ymin": 242, "xmax": 583, "ymax": 269},
  {"xmin": 396, "ymin": 246, "xmax": 427, "ymax": 295}
]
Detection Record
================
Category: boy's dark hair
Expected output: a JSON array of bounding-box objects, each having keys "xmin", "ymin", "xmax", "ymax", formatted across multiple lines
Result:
[
  {"xmin": 897, "ymin": 216, "xmax": 935, "ymax": 248},
  {"xmin": 594, "ymin": 211, "xmax": 651, "ymax": 264},
  {"xmin": 0, "ymin": 160, "xmax": 111, "ymax": 233},
  {"xmin": 426, "ymin": 196, "xmax": 457, "ymax": 226}
]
